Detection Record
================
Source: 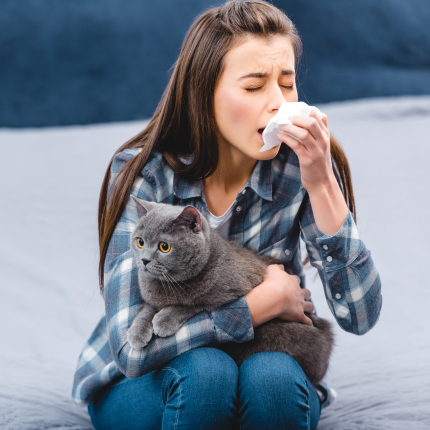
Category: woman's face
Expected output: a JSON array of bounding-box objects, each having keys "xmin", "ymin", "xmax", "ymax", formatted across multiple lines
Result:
[{"xmin": 214, "ymin": 35, "xmax": 298, "ymax": 161}]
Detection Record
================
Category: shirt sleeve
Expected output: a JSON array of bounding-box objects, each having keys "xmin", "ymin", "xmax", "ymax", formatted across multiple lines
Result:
[
  {"xmin": 299, "ymin": 167, "xmax": 382, "ymax": 335},
  {"xmin": 103, "ymin": 150, "xmax": 254, "ymax": 379}
]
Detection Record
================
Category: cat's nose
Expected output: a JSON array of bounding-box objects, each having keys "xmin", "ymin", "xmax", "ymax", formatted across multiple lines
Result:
[{"xmin": 141, "ymin": 259, "xmax": 151, "ymax": 266}]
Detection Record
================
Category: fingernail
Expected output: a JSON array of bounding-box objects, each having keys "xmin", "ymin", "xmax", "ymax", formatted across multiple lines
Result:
[
  {"xmin": 278, "ymin": 125, "xmax": 285, "ymax": 131},
  {"xmin": 276, "ymin": 133, "xmax": 283, "ymax": 139}
]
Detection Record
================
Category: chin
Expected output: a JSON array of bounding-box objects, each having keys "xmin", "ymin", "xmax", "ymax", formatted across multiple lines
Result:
[{"xmin": 253, "ymin": 143, "xmax": 281, "ymax": 161}]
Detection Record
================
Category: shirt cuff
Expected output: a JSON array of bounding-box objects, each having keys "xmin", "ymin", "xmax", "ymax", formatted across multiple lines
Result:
[
  {"xmin": 210, "ymin": 296, "xmax": 254, "ymax": 344},
  {"xmin": 315, "ymin": 211, "xmax": 364, "ymax": 272}
]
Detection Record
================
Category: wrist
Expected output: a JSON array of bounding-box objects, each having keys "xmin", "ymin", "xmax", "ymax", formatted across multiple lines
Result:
[
  {"xmin": 306, "ymin": 174, "xmax": 349, "ymax": 236},
  {"xmin": 245, "ymin": 281, "xmax": 281, "ymax": 328},
  {"xmin": 305, "ymin": 173, "xmax": 338, "ymax": 198}
]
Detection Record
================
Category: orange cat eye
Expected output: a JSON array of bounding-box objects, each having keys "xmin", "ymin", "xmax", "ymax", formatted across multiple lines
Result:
[
  {"xmin": 136, "ymin": 238, "xmax": 145, "ymax": 249},
  {"xmin": 159, "ymin": 242, "xmax": 171, "ymax": 253}
]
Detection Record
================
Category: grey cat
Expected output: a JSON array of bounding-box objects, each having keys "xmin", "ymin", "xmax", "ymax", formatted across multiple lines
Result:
[{"xmin": 127, "ymin": 198, "xmax": 334, "ymax": 385}]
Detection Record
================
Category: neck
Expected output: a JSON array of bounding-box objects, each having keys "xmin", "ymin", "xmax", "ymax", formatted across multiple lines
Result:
[
  {"xmin": 206, "ymin": 141, "xmax": 257, "ymax": 193},
  {"xmin": 203, "ymin": 139, "xmax": 257, "ymax": 215}
]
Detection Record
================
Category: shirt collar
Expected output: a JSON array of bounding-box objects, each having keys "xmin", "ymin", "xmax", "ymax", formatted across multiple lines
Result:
[
  {"xmin": 173, "ymin": 174, "xmax": 203, "ymax": 200},
  {"xmin": 247, "ymin": 159, "xmax": 273, "ymax": 202},
  {"xmin": 173, "ymin": 158, "xmax": 273, "ymax": 203},
  {"xmin": 172, "ymin": 149, "xmax": 301, "ymax": 205}
]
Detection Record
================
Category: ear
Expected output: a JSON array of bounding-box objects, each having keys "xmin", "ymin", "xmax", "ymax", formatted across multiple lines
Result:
[
  {"xmin": 131, "ymin": 196, "xmax": 152, "ymax": 217},
  {"xmin": 174, "ymin": 206, "xmax": 202, "ymax": 232}
]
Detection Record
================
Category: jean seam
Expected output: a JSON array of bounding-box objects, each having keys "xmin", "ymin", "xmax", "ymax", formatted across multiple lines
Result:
[
  {"xmin": 164, "ymin": 367, "xmax": 182, "ymax": 430},
  {"xmin": 304, "ymin": 378, "xmax": 310, "ymax": 430}
]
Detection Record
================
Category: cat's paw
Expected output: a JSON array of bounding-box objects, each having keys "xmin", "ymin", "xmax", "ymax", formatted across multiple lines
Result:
[
  {"xmin": 152, "ymin": 307, "xmax": 182, "ymax": 338},
  {"xmin": 127, "ymin": 325, "xmax": 153, "ymax": 350}
]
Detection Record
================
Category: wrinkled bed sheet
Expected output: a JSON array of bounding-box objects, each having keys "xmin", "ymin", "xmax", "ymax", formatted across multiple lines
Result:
[{"xmin": 1, "ymin": 96, "xmax": 429, "ymax": 429}]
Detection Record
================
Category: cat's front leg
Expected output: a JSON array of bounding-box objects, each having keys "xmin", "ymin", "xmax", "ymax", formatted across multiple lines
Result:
[
  {"xmin": 152, "ymin": 306, "xmax": 202, "ymax": 338},
  {"xmin": 127, "ymin": 304, "xmax": 157, "ymax": 349}
]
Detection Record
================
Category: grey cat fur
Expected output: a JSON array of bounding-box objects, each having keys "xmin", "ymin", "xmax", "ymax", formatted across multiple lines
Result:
[{"xmin": 127, "ymin": 198, "xmax": 334, "ymax": 385}]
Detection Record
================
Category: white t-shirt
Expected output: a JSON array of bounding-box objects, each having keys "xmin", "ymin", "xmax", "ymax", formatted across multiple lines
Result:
[{"xmin": 207, "ymin": 200, "xmax": 235, "ymax": 240}]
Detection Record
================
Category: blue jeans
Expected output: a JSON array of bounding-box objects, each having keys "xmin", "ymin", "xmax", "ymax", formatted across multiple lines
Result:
[{"xmin": 88, "ymin": 347, "xmax": 321, "ymax": 430}]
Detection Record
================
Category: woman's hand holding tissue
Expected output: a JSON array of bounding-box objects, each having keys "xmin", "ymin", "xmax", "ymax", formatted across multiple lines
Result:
[{"xmin": 276, "ymin": 110, "xmax": 349, "ymax": 235}]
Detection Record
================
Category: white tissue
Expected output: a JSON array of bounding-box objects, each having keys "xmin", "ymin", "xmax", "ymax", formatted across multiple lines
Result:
[{"xmin": 260, "ymin": 102, "xmax": 323, "ymax": 152}]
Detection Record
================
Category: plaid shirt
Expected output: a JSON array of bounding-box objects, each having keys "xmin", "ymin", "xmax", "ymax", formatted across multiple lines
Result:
[{"xmin": 72, "ymin": 147, "xmax": 382, "ymax": 407}]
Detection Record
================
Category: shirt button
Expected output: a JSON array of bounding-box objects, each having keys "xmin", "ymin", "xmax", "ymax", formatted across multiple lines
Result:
[
  {"xmin": 323, "ymin": 245, "xmax": 328, "ymax": 250},
  {"xmin": 242, "ymin": 189, "xmax": 247, "ymax": 195},
  {"xmin": 326, "ymin": 256, "xmax": 333, "ymax": 262},
  {"xmin": 236, "ymin": 206, "xmax": 242, "ymax": 212},
  {"xmin": 284, "ymin": 249, "xmax": 290, "ymax": 256},
  {"xmin": 335, "ymin": 293, "xmax": 341, "ymax": 299}
]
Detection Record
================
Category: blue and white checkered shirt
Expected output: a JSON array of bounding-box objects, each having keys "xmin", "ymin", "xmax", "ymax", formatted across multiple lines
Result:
[{"xmin": 72, "ymin": 147, "xmax": 382, "ymax": 407}]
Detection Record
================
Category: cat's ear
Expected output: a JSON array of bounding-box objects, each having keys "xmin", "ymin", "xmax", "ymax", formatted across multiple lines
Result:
[
  {"xmin": 174, "ymin": 206, "xmax": 202, "ymax": 233},
  {"xmin": 131, "ymin": 196, "xmax": 152, "ymax": 217}
]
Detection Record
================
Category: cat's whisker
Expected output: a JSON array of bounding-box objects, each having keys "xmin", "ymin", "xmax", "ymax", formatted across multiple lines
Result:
[
  {"xmin": 166, "ymin": 273, "xmax": 192, "ymax": 290},
  {"xmin": 165, "ymin": 273, "xmax": 188, "ymax": 294},
  {"xmin": 159, "ymin": 276, "xmax": 170, "ymax": 300},
  {"xmin": 166, "ymin": 273, "xmax": 195, "ymax": 308},
  {"xmin": 166, "ymin": 273, "xmax": 198, "ymax": 312},
  {"xmin": 161, "ymin": 274, "xmax": 174, "ymax": 299},
  {"xmin": 162, "ymin": 273, "xmax": 182, "ymax": 302}
]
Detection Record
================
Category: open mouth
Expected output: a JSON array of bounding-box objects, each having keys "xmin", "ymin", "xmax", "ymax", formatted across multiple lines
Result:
[{"xmin": 258, "ymin": 127, "xmax": 265, "ymax": 140}]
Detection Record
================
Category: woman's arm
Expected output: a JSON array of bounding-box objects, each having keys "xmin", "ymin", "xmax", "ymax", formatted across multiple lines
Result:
[
  {"xmin": 300, "ymin": 201, "xmax": 382, "ymax": 334},
  {"xmin": 245, "ymin": 265, "xmax": 315, "ymax": 327},
  {"xmin": 277, "ymin": 111, "xmax": 382, "ymax": 334}
]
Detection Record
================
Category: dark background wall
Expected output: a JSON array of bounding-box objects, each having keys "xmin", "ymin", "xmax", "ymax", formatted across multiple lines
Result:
[{"xmin": 1, "ymin": 0, "xmax": 429, "ymax": 128}]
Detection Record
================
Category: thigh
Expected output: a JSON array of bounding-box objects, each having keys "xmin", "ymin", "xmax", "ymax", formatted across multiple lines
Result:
[
  {"xmin": 88, "ymin": 368, "xmax": 167, "ymax": 430},
  {"xmin": 238, "ymin": 352, "xmax": 321, "ymax": 430},
  {"xmin": 88, "ymin": 347, "xmax": 240, "ymax": 430}
]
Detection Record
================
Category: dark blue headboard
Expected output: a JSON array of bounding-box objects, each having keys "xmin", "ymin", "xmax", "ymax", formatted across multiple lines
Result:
[{"xmin": 1, "ymin": 0, "xmax": 429, "ymax": 127}]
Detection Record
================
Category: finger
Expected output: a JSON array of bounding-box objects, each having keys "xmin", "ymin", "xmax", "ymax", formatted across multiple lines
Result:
[
  {"xmin": 280, "ymin": 122, "xmax": 313, "ymax": 143},
  {"xmin": 266, "ymin": 264, "xmax": 282, "ymax": 274},
  {"xmin": 302, "ymin": 288, "xmax": 311, "ymax": 301},
  {"xmin": 311, "ymin": 112, "xmax": 330, "ymax": 143},
  {"xmin": 289, "ymin": 116, "xmax": 325, "ymax": 143},
  {"xmin": 300, "ymin": 313, "xmax": 314, "ymax": 327},
  {"xmin": 320, "ymin": 112, "xmax": 328, "ymax": 128},
  {"xmin": 304, "ymin": 301, "xmax": 315, "ymax": 314},
  {"xmin": 276, "ymin": 132, "xmax": 309, "ymax": 159},
  {"xmin": 278, "ymin": 264, "xmax": 285, "ymax": 270}
]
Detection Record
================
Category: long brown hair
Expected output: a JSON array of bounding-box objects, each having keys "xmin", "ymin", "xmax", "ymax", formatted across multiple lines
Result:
[{"xmin": 98, "ymin": 0, "xmax": 355, "ymax": 292}]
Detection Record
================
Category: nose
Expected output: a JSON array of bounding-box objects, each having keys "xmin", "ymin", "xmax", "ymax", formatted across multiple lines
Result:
[
  {"xmin": 267, "ymin": 84, "xmax": 286, "ymax": 113},
  {"xmin": 142, "ymin": 258, "xmax": 150, "ymax": 266}
]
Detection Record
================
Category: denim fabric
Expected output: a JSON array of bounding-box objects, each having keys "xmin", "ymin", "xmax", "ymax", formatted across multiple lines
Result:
[{"xmin": 88, "ymin": 348, "xmax": 321, "ymax": 430}]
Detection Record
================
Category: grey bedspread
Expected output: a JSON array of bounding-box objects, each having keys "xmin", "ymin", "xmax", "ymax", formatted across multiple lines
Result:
[{"xmin": 1, "ymin": 96, "xmax": 429, "ymax": 429}]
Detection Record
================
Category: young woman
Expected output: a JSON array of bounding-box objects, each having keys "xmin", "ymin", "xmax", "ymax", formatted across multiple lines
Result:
[{"xmin": 72, "ymin": 2, "xmax": 382, "ymax": 429}]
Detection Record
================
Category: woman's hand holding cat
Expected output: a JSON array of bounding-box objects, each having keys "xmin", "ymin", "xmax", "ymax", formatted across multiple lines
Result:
[{"xmin": 245, "ymin": 264, "xmax": 314, "ymax": 328}]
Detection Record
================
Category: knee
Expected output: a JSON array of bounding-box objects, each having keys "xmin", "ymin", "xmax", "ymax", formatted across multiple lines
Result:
[
  {"xmin": 240, "ymin": 352, "xmax": 307, "ymax": 393},
  {"xmin": 239, "ymin": 352, "xmax": 310, "ymax": 427},
  {"xmin": 168, "ymin": 347, "xmax": 239, "ymax": 393},
  {"xmin": 163, "ymin": 348, "xmax": 239, "ymax": 429}
]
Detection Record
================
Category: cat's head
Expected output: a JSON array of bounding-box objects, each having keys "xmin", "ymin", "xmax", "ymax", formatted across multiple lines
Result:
[{"xmin": 130, "ymin": 197, "xmax": 212, "ymax": 283}]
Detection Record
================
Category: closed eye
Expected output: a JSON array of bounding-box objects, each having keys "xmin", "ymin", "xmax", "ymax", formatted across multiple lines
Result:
[
  {"xmin": 245, "ymin": 85, "xmax": 294, "ymax": 92},
  {"xmin": 245, "ymin": 86, "xmax": 262, "ymax": 92}
]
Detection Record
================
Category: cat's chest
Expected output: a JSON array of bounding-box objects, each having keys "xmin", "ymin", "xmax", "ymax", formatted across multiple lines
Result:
[{"xmin": 137, "ymin": 274, "xmax": 177, "ymax": 309}]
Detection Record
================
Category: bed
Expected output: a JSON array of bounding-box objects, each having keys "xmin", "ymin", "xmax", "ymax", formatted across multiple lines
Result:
[{"xmin": 1, "ymin": 95, "xmax": 429, "ymax": 429}]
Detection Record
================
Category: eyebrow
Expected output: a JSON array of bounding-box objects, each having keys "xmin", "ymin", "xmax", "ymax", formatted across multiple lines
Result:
[{"xmin": 238, "ymin": 70, "xmax": 295, "ymax": 80}]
